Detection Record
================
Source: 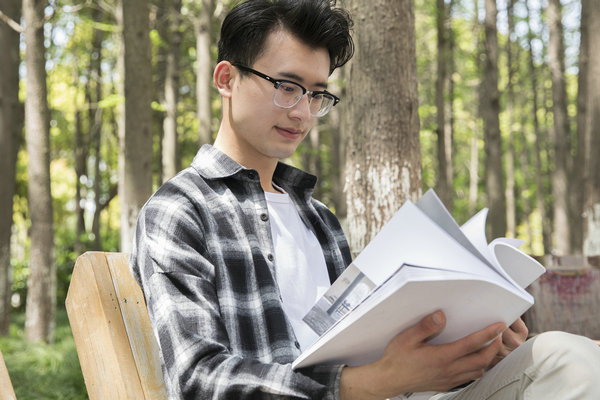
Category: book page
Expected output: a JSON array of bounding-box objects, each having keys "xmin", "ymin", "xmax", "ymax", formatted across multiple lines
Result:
[
  {"xmin": 302, "ymin": 263, "xmax": 376, "ymax": 335},
  {"xmin": 352, "ymin": 201, "xmax": 519, "ymax": 290},
  {"xmin": 491, "ymin": 241, "xmax": 545, "ymax": 288},
  {"xmin": 416, "ymin": 189, "xmax": 494, "ymax": 269},
  {"xmin": 461, "ymin": 214, "xmax": 546, "ymax": 288}
]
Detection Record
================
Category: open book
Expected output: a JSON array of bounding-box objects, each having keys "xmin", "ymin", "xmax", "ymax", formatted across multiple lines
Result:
[{"xmin": 292, "ymin": 189, "xmax": 545, "ymax": 370}]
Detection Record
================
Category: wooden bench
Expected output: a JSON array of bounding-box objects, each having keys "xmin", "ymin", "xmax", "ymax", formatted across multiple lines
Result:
[
  {"xmin": 0, "ymin": 348, "xmax": 16, "ymax": 400},
  {"xmin": 66, "ymin": 252, "xmax": 167, "ymax": 399}
]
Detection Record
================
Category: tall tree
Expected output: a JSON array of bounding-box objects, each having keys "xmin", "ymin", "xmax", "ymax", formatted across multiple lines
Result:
[
  {"xmin": 300, "ymin": 125, "xmax": 322, "ymax": 198},
  {"xmin": 195, "ymin": 0, "xmax": 215, "ymax": 146},
  {"xmin": 547, "ymin": 0, "xmax": 571, "ymax": 254},
  {"xmin": 481, "ymin": 0, "xmax": 505, "ymax": 239},
  {"xmin": 525, "ymin": 0, "xmax": 551, "ymax": 253},
  {"xmin": 73, "ymin": 74, "xmax": 87, "ymax": 256},
  {"xmin": 23, "ymin": 0, "xmax": 55, "ymax": 343},
  {"xmin": 344, "ymin": 0, "xmax": 422, "ymax": 254},
  {"xmin": 583, "ymin": 0, "xmax": 600, "ymax": 255},
  {"xmin": 435, "ymin": 0, "xmax": 453, "ymax": 209},
  {"xmin": 504, "ymin": 0, "xmax": 516, "ymax": 238},
  {"xmin": 160, "ymin": 0, "xmax": 183, "ymax": 182},
  {"xmin": 573, "ymin": 0, "xmax": 590, "ymax": 254},
  {"xmin": 0, "ymin": 0, "xmax": 22, "ymax": 336},
  {"xmin": 327, "ymin": 68, "xmax": 347, "ymax": 219},
  {"xmin": 117, "ymin": 0, "xmax": 154, "ymax": 252},
  {"xmin": 468, "ymin": 0, "xmax": 482, "ymax": 215},
  {"xmin": 89, "ymin": 5, "xmax": 106, "ymax": 250}
]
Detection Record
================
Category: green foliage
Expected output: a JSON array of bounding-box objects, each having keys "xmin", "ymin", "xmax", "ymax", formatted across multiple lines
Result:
[{"xmin": 0, "ymin": 309, "xmax": 87, "ymax": 400}]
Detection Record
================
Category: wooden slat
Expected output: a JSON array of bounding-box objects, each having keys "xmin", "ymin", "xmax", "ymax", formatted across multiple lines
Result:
[
  {"xmin": 66, "ymin": 252, "xmax": 166, "ymax": 399},
  {"xmin": 106, "ymin": 252, "xmax": 166, "ymax": 398},
  {"xmin": 0, "ymin": 348, "xmax": 16, "ymax": 400}
]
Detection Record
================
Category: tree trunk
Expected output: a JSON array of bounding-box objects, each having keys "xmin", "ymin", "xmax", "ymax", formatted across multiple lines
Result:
[
  {"xmin": 435, "ymin": 0, "xmax": 453, "ymax": 210},
  {"xmin": 583, "ymin": 0, "xmax": 600, "ymax": 255},
  {"xmin": 23, "ymin": 0, "xmax": 55, "ymax": 343},
  {"xmin": 446, "ymin": 10, "xmax": 455, "ymax": 208},
  {"xmin": 344, "ymin": 0, "xmax": 422, "ymax": 255},
  {"xmin": 74, "ymin": 107, "xmax": 86, "ymax": 256},
  {"xmin": 196, "ymin": 0, "xmax": 215, "ymax": 146},
  {"xmin": 482, "ymin": 0, "xmax": 505, "ymax": 240},
  {"xmin": 468, "ymin": 0, "xmax": 481, "ymax": 216},
  {"xmin": 525, "ymin": 0, "xmax": 551, "ymax": 254},
  {"xmin": 547, "ymin": 0, "xmax": 571, "ymax": 255},
  {"xmin": 301, "ymin": 126, "xmax": 322, "ymax": 198},
  {"xmin": 468, "ymin": 127, "xmax": 480, "ymax": 215},
  {"xmin": 0, "ymin": 0, "xmax": 22, "ymax": 336},
  {"xmin": 117, "ymin": 0, "xmax": 154, "ymax": 253},
  {"xmin": 504, "ymin": 0, "xmax": 516, "ymax": 238},
  {"xmin": 328, "ymin": 68, "xmax": 347, "ymax": 220},
  {"xmin": 90, "ymin": 9, "xmax": 104, "ymax": 250},
  {"xmin": 574, "ymin": 0, "xmax": 590, "ymax": 254},
  {"xmin": 161, "ymin": 0, "xmax": 182, "ymax": 182}
]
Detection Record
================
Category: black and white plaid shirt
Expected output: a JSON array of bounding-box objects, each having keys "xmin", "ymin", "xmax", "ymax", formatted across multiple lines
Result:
[{"xmin": 131, "ymin": 145, "xmax": 353, "ymax": 399}]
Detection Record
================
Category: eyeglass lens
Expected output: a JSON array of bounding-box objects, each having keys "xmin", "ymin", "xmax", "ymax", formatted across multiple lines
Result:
[{"xmin": 274, "ymin": 82, "xmax": 335, "ymax": 117}]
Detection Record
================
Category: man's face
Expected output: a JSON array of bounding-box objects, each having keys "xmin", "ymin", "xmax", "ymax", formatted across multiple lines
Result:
[{"xmin": 227, "ymin": 29, "xmax": 330, "ymax": 165}]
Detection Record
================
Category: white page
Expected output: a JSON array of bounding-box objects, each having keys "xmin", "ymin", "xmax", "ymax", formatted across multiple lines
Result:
[
  {"xmin": 416, "ymin": 189, "xmax": 494, "ymax": 269},
  {"xmin": 353, "ymin": 202, "xmax": 520, "ymax": 292},
  {"xmin": 491, "ymin": 242, "xmax": 546, "ymax": 288},
  {"xmin": 462, "ymin": 215, "xmax": 546, "ymax": 288},
  {"xmin": 491, "ymin": 237, "xmax": 524, "ymax": 248},
  {"xmin": 458, "ymin": 209, "xmax": 526, "ymax": 288},
  {"xmin": 460, "ymin": 208, "xmax": 493, "ymax": 262}
]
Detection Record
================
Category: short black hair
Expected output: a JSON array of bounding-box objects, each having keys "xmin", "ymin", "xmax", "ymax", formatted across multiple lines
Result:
[{"xmin": 217, "ymin": 0, "xmax": 354, "ymax": 74}]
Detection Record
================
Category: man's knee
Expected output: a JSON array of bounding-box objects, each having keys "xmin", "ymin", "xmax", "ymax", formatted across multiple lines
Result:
[{"xmin": 531, "ymin": 331, "xmax": 600, "ymax": 378}]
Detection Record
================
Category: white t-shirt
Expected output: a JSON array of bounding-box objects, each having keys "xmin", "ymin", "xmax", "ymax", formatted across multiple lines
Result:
[{"xmin": 265, "ymin": 189, "xmax": 331, "ymax": 351}]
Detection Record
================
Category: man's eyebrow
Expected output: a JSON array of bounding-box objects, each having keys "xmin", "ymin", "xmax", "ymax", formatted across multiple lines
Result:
[{"xmin": 278, "ymin": 71, "xmax": 328, "ymax": 89}]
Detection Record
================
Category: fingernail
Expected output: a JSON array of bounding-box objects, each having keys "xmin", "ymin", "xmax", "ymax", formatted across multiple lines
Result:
[{"xmin": 432, "ymin": 311, "xmax": 442, "ymax": 325}]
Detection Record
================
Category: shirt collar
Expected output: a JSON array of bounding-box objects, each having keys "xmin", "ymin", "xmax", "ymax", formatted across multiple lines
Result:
[{"xmin": 191, "ymin": 144, "xmax": 317, "ymax": 192}]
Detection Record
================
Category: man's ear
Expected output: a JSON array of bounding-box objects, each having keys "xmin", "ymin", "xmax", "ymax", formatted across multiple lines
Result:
[{"xmin": 214, "ymin": 61, "xmax": 235, "ymax": 98}]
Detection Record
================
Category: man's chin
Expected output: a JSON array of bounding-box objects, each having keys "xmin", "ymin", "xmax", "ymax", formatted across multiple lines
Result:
[{"xmin": 268, "ymin": 145, "xmax": 301, "ymax": 161}]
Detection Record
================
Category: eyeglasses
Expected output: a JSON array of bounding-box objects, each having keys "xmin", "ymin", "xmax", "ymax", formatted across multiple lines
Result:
[{"xmin": 232, "ymin": 63, "xmax": 340, "ymax": 117}]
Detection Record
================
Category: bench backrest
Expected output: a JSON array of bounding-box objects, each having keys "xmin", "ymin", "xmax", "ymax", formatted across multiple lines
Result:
[
  {"xmin": 66, "ymin": 252, "xmax": 166, "ymax": 399},
  {"xmin": 0, "ymin": 348, "xmax": 16, "ymax": 400}
]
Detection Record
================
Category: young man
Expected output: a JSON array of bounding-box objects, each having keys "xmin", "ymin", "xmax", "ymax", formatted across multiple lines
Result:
[{"xmin": 131, "ymin": 0, "xmax": 600, "ymax": 399}]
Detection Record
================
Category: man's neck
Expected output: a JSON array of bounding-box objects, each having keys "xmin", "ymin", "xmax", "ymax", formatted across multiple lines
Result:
[{"xmin": 213, "ymin": 135, "xmax": 279, "ymax": 193}]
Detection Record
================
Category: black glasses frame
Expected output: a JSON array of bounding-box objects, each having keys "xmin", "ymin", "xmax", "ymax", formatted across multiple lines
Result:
[{"xmin": 231, "ymin": 63, "xmax": 340, "ymax": 109}]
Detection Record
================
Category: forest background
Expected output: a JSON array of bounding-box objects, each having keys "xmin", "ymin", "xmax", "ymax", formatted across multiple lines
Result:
[{"xmin": 0, "ymin": 0, "xmax": 599, "ymax": 398}]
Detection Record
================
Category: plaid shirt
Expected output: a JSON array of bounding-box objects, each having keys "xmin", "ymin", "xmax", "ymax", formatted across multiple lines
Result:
[{"xmin": 131, "ymin": 145, "xmax": 353, "ymax": 399}]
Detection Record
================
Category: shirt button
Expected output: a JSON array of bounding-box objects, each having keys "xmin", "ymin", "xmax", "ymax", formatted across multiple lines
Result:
[
  {"xmin": 294, "ymin": 341, "xmax": 301, "ymax": 349},
  {"xmin": 267, "ymin": 253, "xmax": 274, "ymax": 262},
  {"xmin": 260, "ymin": 213, "xmax": 269, "ymax": 222},
  {"xmin": 247, "ymin": 171, "xmax": 256, "ymax": 180}
]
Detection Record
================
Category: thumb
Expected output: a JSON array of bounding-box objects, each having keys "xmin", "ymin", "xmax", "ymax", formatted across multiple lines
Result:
[{"xmin": 407, "ymin": 311, "xmax": 446, "ymax": 345}]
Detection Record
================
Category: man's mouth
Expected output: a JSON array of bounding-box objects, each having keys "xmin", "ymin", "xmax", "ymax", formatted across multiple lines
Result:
[{"xmin": 276, "ymin": 126, "xmax": 303, "ymax": 138}]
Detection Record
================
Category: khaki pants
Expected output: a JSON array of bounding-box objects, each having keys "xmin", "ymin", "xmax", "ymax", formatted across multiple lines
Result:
[
  {"xmin": 433, "ymin": 331, "xmax": 600, "ymax": 400},
  {"xmin": 405, "ymin": 331, "xmax": 600, "ymax": 400}
]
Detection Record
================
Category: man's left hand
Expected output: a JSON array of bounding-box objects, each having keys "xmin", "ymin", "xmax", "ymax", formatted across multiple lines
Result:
[{"xmin": 489, "ymin": 317, "xmax": 528, "ymax": 369}]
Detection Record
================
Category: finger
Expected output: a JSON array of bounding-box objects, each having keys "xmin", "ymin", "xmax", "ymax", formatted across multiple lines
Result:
[
  {"xmin": 503, "ymin": 319, "xmax": 528, "ymax": 349},
  {"xmin": 446, "ymin": 322, "xmax": 506, "ymax": 357},
  {"xmin": 404, "ymin": 311, "xmax": 446, "ymax": 346},
  {"xmin": 451, "ymin": 335, "xmax": 503, "ymax": 375},
  {"xmin": 510, "ymin": 318, "xmax": 528, "ymax": 338}
]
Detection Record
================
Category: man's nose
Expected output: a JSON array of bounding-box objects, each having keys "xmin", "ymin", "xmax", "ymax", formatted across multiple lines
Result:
[{"xmin": 289, "ymin": 94, "xmax": 311, "ymax": 120}]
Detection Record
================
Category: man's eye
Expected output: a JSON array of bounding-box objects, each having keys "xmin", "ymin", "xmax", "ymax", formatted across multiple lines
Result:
[{"xmin": 279, "ymin": 83, "xmax": 297, "ymax": 93}]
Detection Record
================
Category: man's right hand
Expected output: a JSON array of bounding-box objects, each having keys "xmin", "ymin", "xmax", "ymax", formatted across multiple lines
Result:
[{"xmin": 339, "ymin": 311, "xmax": 506, "ymax": 400}]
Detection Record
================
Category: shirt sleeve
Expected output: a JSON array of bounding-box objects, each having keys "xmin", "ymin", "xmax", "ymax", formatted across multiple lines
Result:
[{"xmin": 131, "ymin": 191, "xmax": 345, "ymax": 399}]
